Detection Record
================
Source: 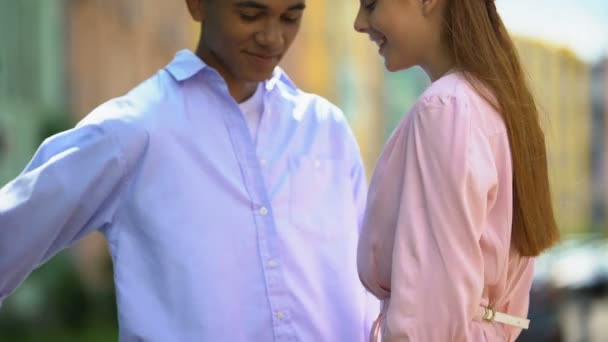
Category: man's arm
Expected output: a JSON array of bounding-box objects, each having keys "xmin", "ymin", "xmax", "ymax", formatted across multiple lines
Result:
[{"xmin": 0, "ymin": 121, "xmax": 146, "ymax": 306}]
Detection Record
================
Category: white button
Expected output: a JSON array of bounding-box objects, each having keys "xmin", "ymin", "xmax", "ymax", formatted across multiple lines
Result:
[
  {"xmin": 260, "ymin": 159, "xmax": 267, "ymax": 166},
  {"xmin": 259, "ymin": 207, "xmax": 269, "ymax": 216},
  {"xmin": 276, "ymin": 311, "xmax": 285, "ymax": 320},
  {"xmin": 314, "ymin": 159, "xmax": 321, "ymax": 168},
  {"xmin": 267, "ymin": 260, "xmax": 279, "ymax": 268}
]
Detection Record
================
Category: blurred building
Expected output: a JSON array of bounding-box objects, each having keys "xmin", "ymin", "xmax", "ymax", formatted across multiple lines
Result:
[
  {"xmin": 0, "ymin": 0, "xmax": 196, "ymax": 186},
  {"xmin": 514, "ymin": 37, "xmax": 593, "ymax": 236},
  {"xmin": 591, "ymin": 59, "xmax": 608, "ymax": 234},
  {"xmin": 0, "ymin": 1, "xmax": 66, "ymax": 184},
  {"xmin": 68, "ymin": 0, "xmax": 194, "ymax": 118}
]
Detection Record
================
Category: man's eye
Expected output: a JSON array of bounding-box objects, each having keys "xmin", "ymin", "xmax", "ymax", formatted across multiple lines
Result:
[
  {"xmin": 281, "ymin": 15, "xmax": 301, "ymax": 24},
  {"xmin": 365, "ymin": 1, "xmax": 377, "ymax": 11},
  {"xmin": 240, "ymin": 13, "xmax": 260, "ymax": 21}
]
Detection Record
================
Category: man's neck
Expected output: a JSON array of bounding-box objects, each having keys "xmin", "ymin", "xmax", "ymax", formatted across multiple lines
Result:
[
  {"xmin": 228, "ymin": 80, "xmax": 259, "ymax": 103},
  {"xmin": 195, "ymin": 45, "xmax": 258, "ymax": 103}
]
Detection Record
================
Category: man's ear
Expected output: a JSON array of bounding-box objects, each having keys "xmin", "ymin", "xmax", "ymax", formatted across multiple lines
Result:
[{"xmin": 185, "ymin": 0, "xmax": 205, "ymax": 22}]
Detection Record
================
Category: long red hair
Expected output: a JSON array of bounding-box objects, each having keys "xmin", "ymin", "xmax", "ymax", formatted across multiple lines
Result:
[{"xmin": 443, "ymin": 0, "xmax": 560, "ymax": 256}]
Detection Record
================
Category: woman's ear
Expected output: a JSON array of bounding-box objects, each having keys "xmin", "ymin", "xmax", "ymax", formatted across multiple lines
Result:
[{"xmin": 420, "ymin": 0, "xmax": 441, "ymax": 17}]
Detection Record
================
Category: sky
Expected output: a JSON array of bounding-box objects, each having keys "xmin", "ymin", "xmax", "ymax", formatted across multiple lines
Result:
[{"xmin": 497, "ymin": 0, "xmax": 608, "ymax": 63}]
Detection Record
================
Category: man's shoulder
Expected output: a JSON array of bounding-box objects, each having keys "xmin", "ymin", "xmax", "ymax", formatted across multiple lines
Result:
[
  {"xmin": 274, "ymin": 76, "xmax": 347, "ymax": 127},
  {"xmin": 274, "ymin": 69, "xmax": 342, "ymax": 112},
  {"xmin": 296, "ymin": 91, "xmax": 350, "ymax": 130},
  {"xmin": 78, "ymin": 70, "xmax": 179, "ymax": 128},
  {"xmin": 275, "ymin": 82, "xmax": 359, "ymax": 153},
  {"xmin": 73, "ymin": 70, "xmax": 180, "ymax": 154}
]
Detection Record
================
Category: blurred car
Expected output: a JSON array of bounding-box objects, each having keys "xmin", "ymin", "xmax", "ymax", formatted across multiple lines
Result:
[
  {"xmin": 517, "ymin": 251, "xmax": 565, "ymax": 342},
  {"xmin": 518, "ymin": 236, "xmax": 608, "ymax": 341}
]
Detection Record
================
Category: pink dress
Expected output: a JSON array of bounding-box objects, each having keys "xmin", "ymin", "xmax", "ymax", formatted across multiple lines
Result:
[{"xmin": 357, "ymin": 72, "xmax": 535, "ymax": 341}]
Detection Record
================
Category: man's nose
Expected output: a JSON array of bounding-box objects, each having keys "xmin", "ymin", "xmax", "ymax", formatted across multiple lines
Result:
[{"xmin": 256, "ymin": 20, "xmax": 284, "ymax": 48}]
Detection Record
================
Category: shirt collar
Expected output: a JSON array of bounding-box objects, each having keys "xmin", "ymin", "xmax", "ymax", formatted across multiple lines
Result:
[
  {"xmin": 265, "ymin": 66, "xmax": 296, "ymax": 92},
  {"xmin": 164, "ymin": 49, "xmax": 207, "ymax": 82},
  {"xmin": 165, "ymin": 49, "xmax": 296, "ymax": 92}
]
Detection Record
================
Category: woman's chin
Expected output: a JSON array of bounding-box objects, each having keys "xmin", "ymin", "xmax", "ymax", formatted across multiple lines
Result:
[{"xmin": 384, "ymin": 59, "xmax": 411, "ymax": 72}]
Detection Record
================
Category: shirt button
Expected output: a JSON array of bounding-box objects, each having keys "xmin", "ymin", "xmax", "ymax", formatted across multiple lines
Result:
[
  {"xmin": 276, "ymin": 311, "xmax": 285, "ymax": 320},
  {"xmin": 267, "ymin": 259, "xmax": 279, "ymax": 268},
  {"xmin": 314, "ymin": 159, "xmax": 321, "ymax": 168},
  {"xmin": 259, "ymin": 207, "xmax": 269, "ymax": 216},
  {"xmin": 260, "ymin": 159, "xmax": 267, "ymax": 167}
]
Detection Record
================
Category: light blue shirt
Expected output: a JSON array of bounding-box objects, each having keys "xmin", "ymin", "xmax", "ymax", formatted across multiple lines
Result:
[{"xmin": 0, "ymin": 50, "xmax": 379, "ymax": 341}]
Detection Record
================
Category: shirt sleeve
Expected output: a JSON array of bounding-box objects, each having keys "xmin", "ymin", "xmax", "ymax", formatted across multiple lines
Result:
[
  {"xmin": 384, "ymin": 96, "xmax": 494, "ymax": 341},
  {"xmin": 0, "ymin": 119, "xmax": 148, "ymax": 306}
]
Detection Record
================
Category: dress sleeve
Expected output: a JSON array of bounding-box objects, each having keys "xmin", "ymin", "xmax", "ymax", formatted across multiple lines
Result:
[
  {"xmin": 384, "ymin": 96, "xmax": 496, "ymax": 341},
  {"xmin": 0, "ymin": 119, "xmax": 148, "ymax": 306},
  {"xmin": 502, "ymin": 256, "xmax": 535, "ymax": 341}
]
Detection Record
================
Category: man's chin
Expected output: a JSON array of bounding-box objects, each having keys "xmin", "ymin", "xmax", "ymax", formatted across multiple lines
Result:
[{"xmin": 246, "ymin": 69, "xmax": 276, "ymax": 83}]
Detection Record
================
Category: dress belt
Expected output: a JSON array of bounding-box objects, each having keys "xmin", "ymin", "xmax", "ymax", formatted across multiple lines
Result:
[
  {"xmin": 369, "ymin": 305, "xmax": 530, "ymax": 342},
  {"xmin": 477, "ymin": 305, "xmax": 530, "ymax": 329}
]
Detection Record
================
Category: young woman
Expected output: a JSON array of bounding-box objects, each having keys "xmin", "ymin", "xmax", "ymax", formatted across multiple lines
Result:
[{"xmin": 354, "ymin": 0, "xmax": 560, "ymax": 340}]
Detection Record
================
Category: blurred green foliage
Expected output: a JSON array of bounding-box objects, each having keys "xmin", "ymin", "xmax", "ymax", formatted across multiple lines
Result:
[{"xmin": 0, "ymin": 115, "xmax": 118, "ymax": 341}]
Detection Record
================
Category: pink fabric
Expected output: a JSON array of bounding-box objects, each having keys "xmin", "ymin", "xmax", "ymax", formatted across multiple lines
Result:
[{"xmin": 358, "ymin": 72, "xmax": 535, "ymax": 342}]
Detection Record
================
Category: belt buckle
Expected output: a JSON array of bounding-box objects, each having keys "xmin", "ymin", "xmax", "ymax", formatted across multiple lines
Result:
[{"xmin": 482, "ymin": 306, "xmax": 496, "ymax": 322}]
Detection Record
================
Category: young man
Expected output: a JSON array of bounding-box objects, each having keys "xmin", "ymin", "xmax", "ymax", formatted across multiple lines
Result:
[{"xmin": 0, "ymin": 0, "xmax": 379, "ymax": 341}]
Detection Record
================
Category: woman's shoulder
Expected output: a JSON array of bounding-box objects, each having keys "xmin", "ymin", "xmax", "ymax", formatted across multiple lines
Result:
[
  {"xmin": 407, "ymin": 72, "xmax": 474, "ymax": 124},
  {"xmin": 415, "ymin": 71, "xmax": 506, "ymax": 136},
  {"xmin": 417, "ymin": 71, "xmax": 480, "ymax": 106}
]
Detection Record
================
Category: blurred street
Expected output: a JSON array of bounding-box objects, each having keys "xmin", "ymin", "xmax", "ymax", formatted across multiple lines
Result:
[{"xmin": 560, "ymin": 296, "xmax": 608, "ymax": 342}]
